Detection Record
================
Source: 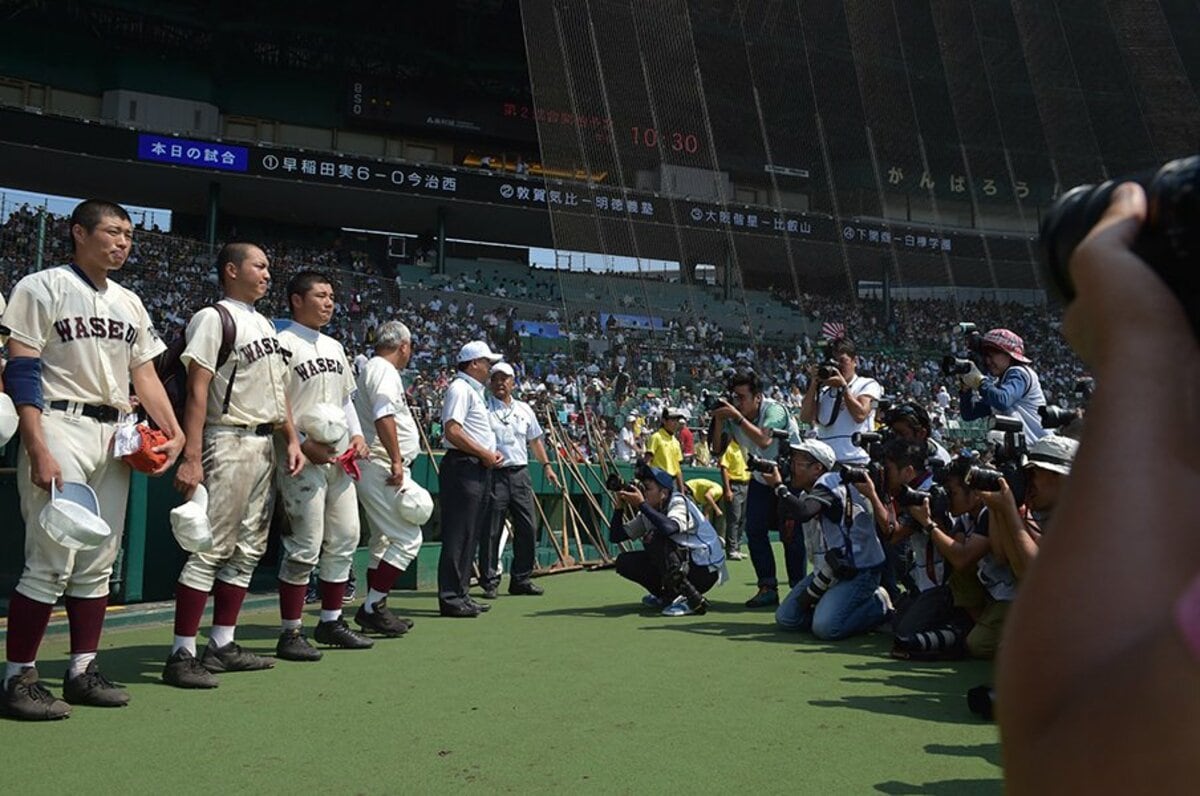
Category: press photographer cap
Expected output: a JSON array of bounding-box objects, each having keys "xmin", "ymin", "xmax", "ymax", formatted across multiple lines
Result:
[
  {"xmin": 643, "ymin": 467, "xmax": 676, "ymax": 491},
  {"xmin": 981, "ymin": 328, "xmax": 1031, "ymax": 363},
  {"xmin": 1023, "ymin": 434, "xmax": 1078, "ymax": 475},
  {"xmin": 789, "ymin": 439, "xmax": 836, "ymax": 470}
]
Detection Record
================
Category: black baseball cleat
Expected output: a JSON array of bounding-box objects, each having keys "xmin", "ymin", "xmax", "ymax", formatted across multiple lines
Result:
[
  {"xmin": 354, "ymin": 601, "xmax": 410, "ymax": 637},
  {"xmin": 314, "ymin": 618, "xmax": 374, "ymax": 649},
  {"xmin": 1, "ymin": 667, "xmax": 72, "ymax": 720},
  {"xmin": 200, "ymin": 641, "xmax": 276, "ymax": 674},
  {"xmin": 508, "ymin": 580, "xmax": 544, "ymax": 596},
  {"xmin": 466, "ymin": 599, "xmax": 491, "ymax": 613},
  {"xmin": 62, "ymin": 661, "xmax": 130, "ymax": 707},
  {"xmin": 162, "ymin": 648, "xmax": 219, "ymax": 689},
  {"xmin": 276, "ymin": 628, "xmax": 323, "ymax": 662},
  {"xmin": 480, "ymin": 586, "xmax": 499, "ymax": 599}
]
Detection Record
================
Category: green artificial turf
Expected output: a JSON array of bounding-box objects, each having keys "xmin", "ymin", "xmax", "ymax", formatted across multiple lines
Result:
[{"xmin": 3, "ymin": 558, "xmax": 1003, "ymax": 794}]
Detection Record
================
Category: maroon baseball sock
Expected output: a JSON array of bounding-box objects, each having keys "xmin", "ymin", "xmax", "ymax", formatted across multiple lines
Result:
[
  {"xmin": 319, "ymin": 580, "xmax": 346, "ymax": 612},
  {"xmin": 5, "ymin": 592, "xmax": 54, "ymax": 665},
  {"xmin": 278, "ymin": 581, "xmax": 307, "ymax": 623},
  {"xmin": 173, "ymin": 583, "xmax": 210, "ymax": 638},
  {"xmin": 212, "ymin": 580, "xmax": 248, "ymax": 627},
  {"xmin": 65, "ymin": 595, "xmax": 108, "ymax": 654},
  {"xmin": 368, "ymin": 562, "xmax": 403, "ymax": 594}
]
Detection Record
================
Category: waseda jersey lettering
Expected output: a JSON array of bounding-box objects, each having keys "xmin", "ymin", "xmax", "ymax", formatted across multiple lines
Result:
[
  {"xmin": 0, "ymin": 265, "xmax": 164, "ymax": 412},
  {"xmin": 277, "ymin": 322, "xmax": 356, "ymax": 429},
  {"xmin": 293, "ymin": 356, "xmax": 345, "ymax": 382},
  {"xmin": 53, "ymin": 316, "xmax": 140, "ymax": 345},
  {"xmin": 181, "ymin": 299, "xmax": 289, "ymax": 427}
]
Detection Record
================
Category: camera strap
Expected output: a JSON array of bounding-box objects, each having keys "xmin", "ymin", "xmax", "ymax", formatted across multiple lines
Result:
[
  {"xmin": 838, "ymin": 484, "xmax": 857, "ymax": 569},
  {"xmin": 820, "ymin": 387, "xmax": 845, "ymax": 427}
]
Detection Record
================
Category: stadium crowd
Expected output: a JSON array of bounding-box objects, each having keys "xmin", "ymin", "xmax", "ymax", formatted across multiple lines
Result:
[{"xmin": 0, "ymin": 205, "xmax": 1090, "ymax": 450}]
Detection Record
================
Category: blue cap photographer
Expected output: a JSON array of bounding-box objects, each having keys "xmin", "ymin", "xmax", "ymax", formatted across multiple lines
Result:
[{"xmin": 609, "ymin": 466, "xmax": 727, "ymax": 617}]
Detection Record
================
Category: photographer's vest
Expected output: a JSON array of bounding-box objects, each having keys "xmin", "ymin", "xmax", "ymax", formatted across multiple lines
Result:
[
  {"xmin": 670, "ymin": 498, "xmax": 729, "ymax": 583},
  {"xmin": 1003, "ymin": 365, "xmax": 1048, "ymax": 445}
]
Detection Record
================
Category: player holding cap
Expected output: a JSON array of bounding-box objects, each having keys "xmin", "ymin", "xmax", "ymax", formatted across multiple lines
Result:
[
  {"xmin": 477, "ymin": 361, "xmax": 559, "ymax": 598},
  {"xmin": 163, "ymin": 242, "xmax": 302, "ymax": 689},
  {"xmin": 272, "ymin": 271, "xmax": 374, "ymax": 662},
  {"xmin": 1, "ymin": 199, "xmax": 183, "ymax": 720},
  {"xmin": 351, "ymin": 319, "xmax": 425, "ymax": 637}
]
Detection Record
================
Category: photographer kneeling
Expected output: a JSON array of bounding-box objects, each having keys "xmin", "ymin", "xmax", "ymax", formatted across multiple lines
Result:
[
  {"xmin": 765, "ymin": 440, "xmax": 889, "ymax": 640},
  {"xmin": 889, "ymin": 456, "xmax": 991, "ymax": 660},
  {"xmin": 610, "ymin": 467, "xmax": 728, "ymax": 617}
]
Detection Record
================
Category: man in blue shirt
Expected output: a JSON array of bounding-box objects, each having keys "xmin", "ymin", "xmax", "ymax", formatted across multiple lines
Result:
[{"xmin": 957, "ymin": 328, "xmax": 1048, "ymax": 444}]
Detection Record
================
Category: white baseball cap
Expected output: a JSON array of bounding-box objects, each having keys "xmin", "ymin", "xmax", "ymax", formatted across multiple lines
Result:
[
  {"xmin": 298, "ymin": 403, "xmax": 349, "ymax": 447},
  {"xmin": 664, "ymin": 406, "xmax": 688, "ymax": 420},
  {"xmin": 395, "ymin": 483, "xmax": 434, "ymax": 527},
  {"xmin": 789, "ymin": 439, "xmax": 837, "ymax": 471},
  {"xmin": 457, "ymin": 340, "xmax": 503, "ymax": 363},
  {"xmin": 0, "ymin": 392, "xmax": 18, "ymax": 447},
  {"xmin": 1024, "ymin": 434, "xmax": 1078, "ymax": 475},
  {"xmin": 170, "ymin": 484, "xmax": 213, "ymax": 553},
  {"xmin": 490, "ymin": 361, "xmax": 515, "ymax": 378},
  {"xmin": 40, "ymin": 482, "xmax": 112, "ymax": 551},
  {"xmin": 625, "ymin": 414, "xmax": 637, "ymax": 424}
]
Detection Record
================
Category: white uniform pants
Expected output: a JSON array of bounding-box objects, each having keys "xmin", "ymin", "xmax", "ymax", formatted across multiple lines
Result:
[
  {"xmin": 275, "ymin": 439, "xmax": 359, "ymax": 585},
  {"xmin": 16, "ymin": 410, "xmax": 129, "ymax": 603},
  {"xmin": 177, "ymin": 427, "xmax": 275, "ymax": 591},
  {"xmin": 358, "ymin": 457, "xmax": 423, "ymax": 572}
]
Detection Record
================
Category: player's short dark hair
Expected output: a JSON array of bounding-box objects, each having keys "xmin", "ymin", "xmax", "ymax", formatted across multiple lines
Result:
[
  {"xmin": 287, "ymin": 270, "xmax": 334, "ymax": 310},
  {"xmin": 69, "ymin": 200, "xmax": 130, "ymax": 251},
  {"xmin": 726, "ymin": 367, "xmax": 762, "ymax": 395},
  {"xmin": 215, "ymin": 241, "xmax": 263, "ymax": 288},
  {"xmin": 882, "ymin": 438, "xmax": 927, "ymax": 471},
  {"xmin": 829, "ymin": 337, "xmax": 858, "ymax": 359}
]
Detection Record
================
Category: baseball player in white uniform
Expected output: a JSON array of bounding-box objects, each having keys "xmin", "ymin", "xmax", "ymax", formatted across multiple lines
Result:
[
  {"xmin": 273, "ymin": 271, "xmax": 373, "ymax": 661},
  {"xmin": 1, "ymin": 200, "xmax": 183, "ymax": 721},
  {"xmin": 163, "ymin": 242, "xmax": 302, "ymax": 689},
  {"xmin": 477, "ymin": 362, "xmax": 559, "ymax": 598},
  {"xmin": 351, "ymin": 320, "xmax": 423, "ymax": 637}
]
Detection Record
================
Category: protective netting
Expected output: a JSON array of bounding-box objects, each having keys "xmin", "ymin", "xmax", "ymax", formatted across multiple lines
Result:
[{"xmin": 514, "ymin": 0, "xmax": 1198, "ymax": 426}]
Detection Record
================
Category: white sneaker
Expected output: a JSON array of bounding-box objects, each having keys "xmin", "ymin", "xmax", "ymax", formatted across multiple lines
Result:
[{"xmin": 661, "ymin": 596, "xmax": 695, "ymax": 617}]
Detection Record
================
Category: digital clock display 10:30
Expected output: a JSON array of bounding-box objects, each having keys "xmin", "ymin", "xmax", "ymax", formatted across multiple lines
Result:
[{"xmin": 631, "ymin": 126, "xmax": 701, "ymax": 154}]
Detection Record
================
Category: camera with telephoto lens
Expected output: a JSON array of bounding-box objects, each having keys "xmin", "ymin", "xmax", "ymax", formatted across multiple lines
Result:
[
  {"xmin": 606, "ymin": 463, "xmax": 653, "ymax": 493},
  {"xmin": 941, "ymin": 322, "xmax": 987, "ymax": 377},
  {"xmin": 837, "ymin": 464, "xmax": 872, "ymax": 485},
  {"xmin": 701, "ymin": 390, "xmax": 729, "ymax": 412},
  {"xmin": 746, "ymin": 453, "xmax": 789, "ymax": 475},
  {"xmin": 851, "ymin": 429, "xmax": 892, "ymax": 463},
  {"xmin": 895, "ymin": 485, "xmax": 930, "ymax": 508},
  {"xmin": 796, "ymin": 548, "xmax": 858, "ymax": 611},
  {"xmin": 816, "ymin": 361, "xmax": 840, "ymax": 381},
  {"xmin": 1038, "ymin": 404, "xmax": 1080, "ymax": 430},
  {"xmin": 605, "ymin": 473, "xmax": 635, "ymax": 492},
  {"xmin": 1039, "ymin": 155, "xmax": 1200, "ymax": 341},
  {"xmin": 965, "ymin": 465, "xmax": 1004, "ymax": 492}
]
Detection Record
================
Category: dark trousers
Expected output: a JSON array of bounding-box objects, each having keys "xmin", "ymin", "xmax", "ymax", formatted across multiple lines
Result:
[
  {"xmin": 615, "ymin": 534, "xmax": 718, "ymax": 609},
  {"xmin": 478, "ymin": 466, "xmax": 537, "ymax": 589},
  {"xmin": 437, "ymin": 450, "xmax": 493, "ymax": 609},
  {"xmin": 745, "ymin": 479, "xmax": 806, "ymax": 589}
]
